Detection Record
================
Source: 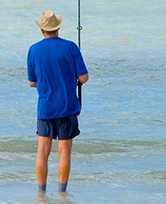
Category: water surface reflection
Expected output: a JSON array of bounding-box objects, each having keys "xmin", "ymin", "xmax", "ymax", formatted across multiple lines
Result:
[{"xmin": 36, "ymin": 191, "xmax": 75, "ymax": 204}]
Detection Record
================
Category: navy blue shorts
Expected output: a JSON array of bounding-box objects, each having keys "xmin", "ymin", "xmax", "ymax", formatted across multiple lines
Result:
[{"xmin": 37, "ymin": 115, "xmax": 80, "ymax": 140}]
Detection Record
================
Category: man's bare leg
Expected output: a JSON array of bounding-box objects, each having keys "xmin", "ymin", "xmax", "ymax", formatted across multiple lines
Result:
[
  {"xmin": 36, "ymin": 136, "xmax": 52, "ymax": 192},
  {"xmin": 58, "ymin": 139, "xmax": 72, "ymax": 192}
]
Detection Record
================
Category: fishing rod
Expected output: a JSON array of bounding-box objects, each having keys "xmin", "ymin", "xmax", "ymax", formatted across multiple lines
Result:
[{"xmin": 77, "ymin": 0, "xmax": 83, "ymax": 106}]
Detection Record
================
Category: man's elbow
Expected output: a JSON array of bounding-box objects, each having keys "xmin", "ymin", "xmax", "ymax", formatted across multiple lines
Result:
[{"xmin": 78, "ymin": 74, "xmax": 89, "ymax": 84}]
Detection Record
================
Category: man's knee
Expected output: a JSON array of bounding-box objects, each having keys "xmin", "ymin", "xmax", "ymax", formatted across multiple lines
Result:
[
  {"xmin": 37, "ymin": 136, "xmax": 52, "ymax": 158},
  {"xmin": 58, "ymin": 139, "xmax": 72, "ymax": 154}
]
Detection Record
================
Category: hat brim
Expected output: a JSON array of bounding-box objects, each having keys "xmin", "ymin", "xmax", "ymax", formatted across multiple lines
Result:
[{"xmin": 36, "ymin": 15, "xmax": 63, "ymax": 32}]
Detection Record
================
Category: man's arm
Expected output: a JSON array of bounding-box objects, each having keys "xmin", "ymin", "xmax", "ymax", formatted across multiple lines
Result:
[
  {"xmin": 71, "ymin": 42, "xmax": 89, "ymax": 84},
  {"xmin": 27, "ymin": 47, "xmax": 37, "ymax": 87},
  {"xmin": 27, "ymin": 80, "xmax": 37, "ymax": 88},
  {"xmin": 78, "ymin": 73, "xmax": 89, "ymax": 84}
]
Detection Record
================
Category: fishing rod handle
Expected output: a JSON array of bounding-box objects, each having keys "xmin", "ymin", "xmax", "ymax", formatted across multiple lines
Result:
[{"xmin": 77, "ymin": 25, "xmax": 83, "ymax": 30}]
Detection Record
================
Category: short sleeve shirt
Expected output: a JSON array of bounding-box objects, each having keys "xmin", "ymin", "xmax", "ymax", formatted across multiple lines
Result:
[{"xmin": 27, "ymin": 37, "xmax": 88, "ymax": 119}]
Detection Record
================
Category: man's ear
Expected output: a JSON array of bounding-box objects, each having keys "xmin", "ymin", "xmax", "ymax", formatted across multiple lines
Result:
[{"xmin": 41, "ymin": 29, "xmax": 45, "ymax": 34}]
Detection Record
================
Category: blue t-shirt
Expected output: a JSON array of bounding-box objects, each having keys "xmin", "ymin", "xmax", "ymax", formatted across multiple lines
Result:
[{"xmin": 27, "ymin": 37, "xmax": 88, "ymax": 119}]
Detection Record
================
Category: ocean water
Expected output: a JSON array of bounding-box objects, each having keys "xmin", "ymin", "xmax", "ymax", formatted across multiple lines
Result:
[{"xmin": 0, "ymin": 0, "xmax": 166, "ymax": 203}]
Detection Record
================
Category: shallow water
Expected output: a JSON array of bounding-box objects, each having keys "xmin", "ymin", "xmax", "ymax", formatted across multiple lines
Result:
[{"xmin": 0, "ymin": 0, "xmax": 166, "ymax": 203}]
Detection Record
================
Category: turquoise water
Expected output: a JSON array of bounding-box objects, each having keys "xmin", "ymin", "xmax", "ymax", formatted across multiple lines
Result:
[{"xmin": 0, "ymin": 0, "xmax": 166, "ymax": 203}]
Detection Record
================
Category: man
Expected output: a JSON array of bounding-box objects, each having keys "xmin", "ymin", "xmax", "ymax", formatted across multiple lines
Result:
[{"xmin": 27, "ymin": 10, "xmax": 88, "ymax": 193}]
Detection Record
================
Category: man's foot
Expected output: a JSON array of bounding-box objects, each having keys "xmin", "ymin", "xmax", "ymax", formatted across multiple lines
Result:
[{"xmin": 36, "ymin": 191, "xmax": 46, "ymax": 204}]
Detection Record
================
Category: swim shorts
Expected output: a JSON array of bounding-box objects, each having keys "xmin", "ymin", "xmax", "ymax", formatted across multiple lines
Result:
[{"xmin": 37, "ymin": 115, "xmax": 80, "ymax": 140}]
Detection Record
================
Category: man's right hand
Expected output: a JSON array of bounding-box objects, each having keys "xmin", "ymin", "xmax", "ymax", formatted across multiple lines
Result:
[{"xmin": 78, "ymin": 74, "xmax": 89, "ymax": 84}]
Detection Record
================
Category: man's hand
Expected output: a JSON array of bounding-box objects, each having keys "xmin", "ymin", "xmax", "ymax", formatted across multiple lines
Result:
[
  {"xmin": 78, "ymin": 74, "xmax": 89, "ymax": 84},
  {"xmin": 28, "ymin": 80, "xmax": 37, "ymax": 88}
]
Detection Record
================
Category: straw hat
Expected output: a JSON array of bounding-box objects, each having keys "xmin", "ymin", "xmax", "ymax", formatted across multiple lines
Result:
[{"xmin": 36, "ymin": 10, "xmax": 63, "ymax": 31}]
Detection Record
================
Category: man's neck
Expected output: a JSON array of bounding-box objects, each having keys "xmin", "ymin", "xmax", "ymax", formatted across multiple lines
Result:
[{"xmin": 44, "ymin": 34, "xmax": 58, "ymax": 39}]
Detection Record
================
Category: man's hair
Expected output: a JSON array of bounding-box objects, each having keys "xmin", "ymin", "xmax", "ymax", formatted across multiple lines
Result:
[{"xmin": 41, "ymin": 29, "xmax": 59, "ymax": 35}]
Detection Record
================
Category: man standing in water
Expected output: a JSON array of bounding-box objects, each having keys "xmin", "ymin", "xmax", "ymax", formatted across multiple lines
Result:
[{"xmin": 27, "ymin": 10, "xmax": 88, "ymax": 193}]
